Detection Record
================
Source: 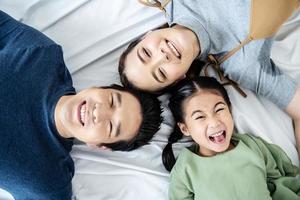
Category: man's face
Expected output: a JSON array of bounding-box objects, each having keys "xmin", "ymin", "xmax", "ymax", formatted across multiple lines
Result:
[
  {"xmin": 125, "ymin": 26, "xmax": 199, "ymax": 92},
  {"xmin": 55, "ymin": 87, "xmax": 142, "ymax": 147}
]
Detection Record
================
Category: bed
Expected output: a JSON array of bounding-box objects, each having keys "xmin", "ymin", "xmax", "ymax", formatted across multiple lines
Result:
[{"xmin": 0, "ymin": 1, "xmax": 299, "ymax": 199}]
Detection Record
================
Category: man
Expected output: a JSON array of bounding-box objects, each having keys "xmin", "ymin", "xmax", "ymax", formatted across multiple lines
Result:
[{"xmin": 0, "ymin": 11, "xmax": 162, "ymax": 199}]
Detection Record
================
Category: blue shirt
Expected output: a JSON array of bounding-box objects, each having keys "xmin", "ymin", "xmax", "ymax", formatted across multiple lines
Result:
[{"xmin": 0, "ymin": 11, "xmax": 75, "ymax": 200}]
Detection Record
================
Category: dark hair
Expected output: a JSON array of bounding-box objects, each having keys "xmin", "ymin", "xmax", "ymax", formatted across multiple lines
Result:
[
  {"xmin": 162, "ymin": 76, "xmax": 231, "ymax": 171},
  {"xmin": 100, "ymin": 84, "xmax": 163, "ymax": 151},
  {"xmin": 118, "ymin": 36, "xmax": 143, "ymax": 91},
  {"xmin": 118, "ymin": 24, "xmax": 204, "ymax": 94}
]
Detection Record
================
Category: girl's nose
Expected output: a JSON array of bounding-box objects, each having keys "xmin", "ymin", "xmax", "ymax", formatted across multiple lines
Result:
[{"xmin": 208, "ymin": 117, "xmax": 221, "ymax": 128}]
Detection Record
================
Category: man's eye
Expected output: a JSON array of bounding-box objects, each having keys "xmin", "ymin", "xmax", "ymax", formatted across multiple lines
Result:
[
  {"xmin": 109, "ymin": 121, "xmax": 113, "ymax": 135},
  {"xmin": 110, "ymin": 94, "xmax": 114, "ymax": 107}
]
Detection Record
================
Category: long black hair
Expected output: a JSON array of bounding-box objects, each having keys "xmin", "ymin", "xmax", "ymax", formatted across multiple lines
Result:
[{"xmin": 162, "ymin": 76, "xmax": 231, "ymax": 171}]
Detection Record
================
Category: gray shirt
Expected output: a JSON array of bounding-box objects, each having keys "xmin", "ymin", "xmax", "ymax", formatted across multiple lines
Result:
[{"xmin": 163, "ymin": 0, "xmax": 297, "ymax": 108}]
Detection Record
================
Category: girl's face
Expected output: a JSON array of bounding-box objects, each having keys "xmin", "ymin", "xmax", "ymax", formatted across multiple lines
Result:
[
  {"xmin": 125, "ymin": 25, "xmax": 200, "ymax": 92},
  {"xmin": 178, "ymin": 91, "xmax": 234, "ymax": 157}
]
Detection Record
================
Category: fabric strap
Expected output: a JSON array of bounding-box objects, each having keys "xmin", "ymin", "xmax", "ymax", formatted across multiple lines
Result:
[{"xmin": 138, "ymin": 0, "xmax": 171, "ymax": 12}]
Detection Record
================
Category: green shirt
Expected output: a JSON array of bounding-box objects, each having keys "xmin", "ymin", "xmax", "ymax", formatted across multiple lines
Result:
[{"xmin": 169, "ymin": 133, "xmax": 300, "ymax": 200}]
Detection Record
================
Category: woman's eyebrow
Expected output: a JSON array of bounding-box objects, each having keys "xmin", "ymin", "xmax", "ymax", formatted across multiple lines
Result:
[{"xmin": 151, "ymin": 71, "xmax": 164, "ymax": 83}]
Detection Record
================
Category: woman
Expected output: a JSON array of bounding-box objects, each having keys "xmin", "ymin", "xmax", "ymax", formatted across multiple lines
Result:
[{"xmin": 119, "ymin": 0, "xmax": 300, "ymax": 157}]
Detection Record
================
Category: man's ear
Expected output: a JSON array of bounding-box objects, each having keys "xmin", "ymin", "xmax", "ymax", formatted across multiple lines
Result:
[
  {"xmin": 86, "ymin": 143, "xmax": 111, "ymax": 151},
  {"xmin": 98, "ymin": 145, "xmax": 111, "ymax": 151},
  {"xmin": 177, "ymin": 122, "xmax": 190, "ymax": 136}
]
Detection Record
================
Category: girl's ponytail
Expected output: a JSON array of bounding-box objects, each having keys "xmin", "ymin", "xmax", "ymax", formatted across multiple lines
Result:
[{"xmin": 162, "ymin": 125, "xmax": 183, "ymax": 171}]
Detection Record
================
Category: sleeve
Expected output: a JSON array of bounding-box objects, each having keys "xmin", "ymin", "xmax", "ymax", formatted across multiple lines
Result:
[
  {"xmin": 246, "ymin": 135, "xmax": 300, "ymax": 200},
  {"xmin": 43, "ymin": 182, "xmax": 73, "ymax": 200},
  {"xmin": 224, "ymin": 39, "xmax": 297, "ymax": 109},
  {"xmin": 254, "ymin": 58, "xmax": 297, "ymax": 109},
  {"xmin": 0, "ymin": 10, "xmax": 56, "ymax": 50},
  {"xmin": 169, "ymin": 166, "xmax": 194, "ymax": 200}
]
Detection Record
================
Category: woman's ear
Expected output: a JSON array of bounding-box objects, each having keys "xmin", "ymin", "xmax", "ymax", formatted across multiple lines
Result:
[
  {"xmin": 143, "ymin": 30, "xmax": 153, "ymax": 39},
  {"xmin": 173, "ymin": 74, "xmax": 186, "ymax": 85},
  {"xmin": 177, "ymin": 122, "xmax": 190, "ymax": 136}
]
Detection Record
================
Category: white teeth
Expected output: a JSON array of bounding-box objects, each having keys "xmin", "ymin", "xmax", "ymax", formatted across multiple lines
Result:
[
  {"xmin": 210, "ymin": 131, "xmax": 223, "ymax": 137},
  {"xmin": 80, "ymin": 104, "xmax": 86, "ymax": 124},
  {"xmin": 167, "ymin": 41, "xmax": 180, "ymax": 57}
]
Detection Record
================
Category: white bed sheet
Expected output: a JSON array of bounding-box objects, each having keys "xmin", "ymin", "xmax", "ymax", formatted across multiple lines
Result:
[{"xmin": 0, "ymin": 1, "xmax": 299, "ymax": 200}]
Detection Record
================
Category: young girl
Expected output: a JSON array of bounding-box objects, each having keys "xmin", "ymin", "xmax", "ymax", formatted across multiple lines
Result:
[{"xmin": 163, "ymin": 76, "xmax": 300, "ymax": 200}]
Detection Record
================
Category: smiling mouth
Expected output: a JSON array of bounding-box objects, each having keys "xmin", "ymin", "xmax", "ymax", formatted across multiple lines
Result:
[
  {"xmin": 78, "ymin": 101, "xmax": 86, "ymax": 126},
  {"xmin": 166, "ymin": 40, "xmax": 181, "ymax": 59},
  {"xmin": 208, "ymin": 130, "xmax": 226, "ymax": 144}
]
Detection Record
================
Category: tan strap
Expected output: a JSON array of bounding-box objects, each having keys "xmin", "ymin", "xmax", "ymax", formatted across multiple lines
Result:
[
  {"xmin": 219, "ymin": 0, "xmax": 300, "ymax": 64},
  {"xmin": 219, "ymin": 37, "xmax": 252, "ymax": 64},
  {"xmin": 206, "ymin": 55, "xmax": 225, "ymax": 81},
  {"xmin": 138, "ymin": 0, "xmax": 171, "ymax": 12},
  {"xmin": 161, "ymin": 0, "xmax": 171, "ymax": 9},
  {"xmin": 203, "ymin": 55, "xmax": 248, "ymax": 98}
]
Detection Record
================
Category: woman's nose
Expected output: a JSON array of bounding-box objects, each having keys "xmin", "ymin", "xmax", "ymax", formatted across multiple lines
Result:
[{"xmin": 160, "ymin": 48, "xmax": 170, "ymax": 61}]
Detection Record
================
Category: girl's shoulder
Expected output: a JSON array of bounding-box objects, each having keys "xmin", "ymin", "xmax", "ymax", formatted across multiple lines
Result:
[{"xmin": 171, "ymin": 146, "xmax": 198, "ymax": 173}]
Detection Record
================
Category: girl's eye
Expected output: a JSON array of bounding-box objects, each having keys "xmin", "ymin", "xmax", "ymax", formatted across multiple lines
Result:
[
  {"xmin": 195, "ymin": 116, "xmax": 205, "ymax": 120},
  {"xmin": 216, "ymin": 108, "xmax": 224, "ymax": 113}
]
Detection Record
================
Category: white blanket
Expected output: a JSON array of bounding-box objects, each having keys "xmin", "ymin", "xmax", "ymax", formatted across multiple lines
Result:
[{"xmin": 0, "ymin": 1, "xmax": 299, "ymax": 199}]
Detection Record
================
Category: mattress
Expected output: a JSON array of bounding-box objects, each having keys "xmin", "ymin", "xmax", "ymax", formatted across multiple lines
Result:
[{"xmin": 0, "ymin": 1, "xmax": 299, "ymax": 199}]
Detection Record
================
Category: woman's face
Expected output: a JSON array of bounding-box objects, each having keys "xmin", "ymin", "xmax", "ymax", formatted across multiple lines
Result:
[
  {"xmin": 125, "ymin": 26, "xmax": 200, "ymax": 92},
  {"xmin": 178, "ymin": 91, "xmax": 234, "ymax": 157}
]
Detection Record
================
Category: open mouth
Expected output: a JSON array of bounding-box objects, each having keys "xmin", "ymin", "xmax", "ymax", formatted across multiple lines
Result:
[
  {"xmin": 78, "ymin": 101, "xmax": 86, "ymax": 126},
  {"xmin": 166, "ymin": 40, "xmax": 181, "ymax": 59},
  {"xmin": 208, "ymin": 130, "xmax": 226, "ymax": 144}
]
